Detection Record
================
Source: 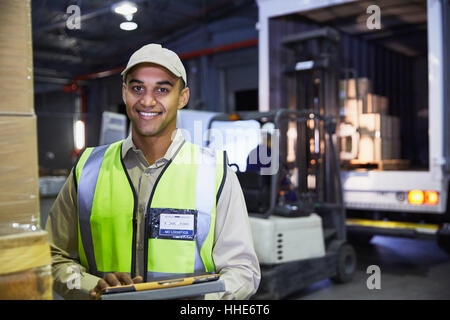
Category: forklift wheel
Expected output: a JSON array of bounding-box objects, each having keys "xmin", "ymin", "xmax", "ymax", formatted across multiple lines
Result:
[{"xmin": 329, "ymin": 241, "xmax": 357, "ymax": 284}]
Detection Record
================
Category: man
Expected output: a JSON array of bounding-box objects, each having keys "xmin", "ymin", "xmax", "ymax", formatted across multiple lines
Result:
[{"xmin": 46, "ymin": 43, "xmax": 260, "ymax": 300}]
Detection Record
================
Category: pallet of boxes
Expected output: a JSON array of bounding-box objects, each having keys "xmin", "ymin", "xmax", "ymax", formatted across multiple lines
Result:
[
  {"xmin": 339, "ymin": 77, "xmax": 408, "ymax": 170},
  {"xmin": 0, "ymin": 0, "xmax": 53, "ymax": 299}
]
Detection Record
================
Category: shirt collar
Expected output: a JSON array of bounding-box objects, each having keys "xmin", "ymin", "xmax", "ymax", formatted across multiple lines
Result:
[{"xmin": 121, "ymin": 129, "xmax": 185, "ymax": 163}]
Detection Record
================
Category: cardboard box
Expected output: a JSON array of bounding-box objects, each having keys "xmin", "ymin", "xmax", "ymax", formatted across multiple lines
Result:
[
  {"xmin": 0, "ymin": 230, "xmax": 53, "ymax": 300},
  {"xmin": 359, "ymin": 113, "xmax": 400, "ymax": 138},
  {"xmin": 366, "ymin": 94, "xmax": 389, "ymax": 114},
  {"xmin": 391, "ymin": 117, "xmax": 400, "ymax": 139},
  {"xmin": 342, "ymin": 98, "xmax": 363, "ymax": 126},
  {"xmin": 391, "ymin": 138, "xmax": 401, "ymax": 159},
  {"xmin": 0, "ymin": 115, "xmax": 40, "ymax": 225},
  {"xmin": 358, "ymin": 136, "xmax": 401, "ymax": 161},
  {"xmin": 0, "ymin": 0, "xmax": 34, "ymax": 115},
  {"xmin": 339, "ymin": 78, "xmax": 372, "ymax": 99},
  {"xmin": 359, "ymin": 136, "xmax": 383, "ymax": 161}
]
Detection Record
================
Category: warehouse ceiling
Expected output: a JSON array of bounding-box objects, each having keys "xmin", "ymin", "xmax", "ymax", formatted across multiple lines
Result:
[
  {"xmin": 32, "ymin": 0, "xmax": 257, "ymax": 83},
  {"xmin": 291, "ymin": 0, "xmax": 428, "ymax": 57},
  {"xmin": 32, "ymin": 0, "xmax": 428, "ymax": 85}
]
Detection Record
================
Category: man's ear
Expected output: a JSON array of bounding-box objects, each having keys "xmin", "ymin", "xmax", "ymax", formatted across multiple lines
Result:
[
  {"xmin": 122, "ymin": 82, "xmax": 127, "ymax": 104},
  {"xmin": 178, "ymin": 86, "xmax": 190, "ymax": 110}
]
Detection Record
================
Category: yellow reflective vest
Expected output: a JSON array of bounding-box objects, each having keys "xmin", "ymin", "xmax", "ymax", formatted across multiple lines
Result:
[{"xmin": 74, "ymin": 140, "xmax": 226, "ymax": 281}]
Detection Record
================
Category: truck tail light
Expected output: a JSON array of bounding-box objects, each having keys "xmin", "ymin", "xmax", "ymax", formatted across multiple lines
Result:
[
  {"xmin": 408, "ymin": 190, "xmax": 439, "ymax": 205},
  {"xmin": 408, "ymin": 190, "xmax": 424, "ymax": 205},
  {"xmin": 424, "ymin": 191, "xmax": 439, "ymax": 205}
]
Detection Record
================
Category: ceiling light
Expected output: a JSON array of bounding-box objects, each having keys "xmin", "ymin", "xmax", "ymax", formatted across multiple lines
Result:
[
  {"xmin": 113, "ymin": 1, "xmax": 137, "ymax": 16},
  {"xmin": 120, "ymin": 21, "xmax": 138, "ymax": 31},
  {"xmin": 74, "ymin": 120, "xmax": 85, "ymax": 151}
]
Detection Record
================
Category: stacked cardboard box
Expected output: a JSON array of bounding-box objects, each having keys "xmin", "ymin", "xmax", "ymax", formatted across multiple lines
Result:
[
  {"xmin": 339, "ymin": 78, "xmax": 371, "ymax": 115},
  {"xmin": 0, "ymin": 0, "xmax": 53, "ymax": 299},
  {"xmin": 0, "ymin": 229, "xmax": 53, "ymax": 299},
  {"xmin": 0, "ymin": 116, "xmax": 40, "ymax": 225},
  {"xmin": 358, "ymin": 114, "xmax": 401, "ymax": 161},
  {"xmin": 339, "ymin": 78, "xmax": 372, "ymax": 100},
  {"xmin": 0, "ymin": 0, "xmax": 38, "ymax": 225},
  {"xmin": 339, "ymin": 77, "xmax": 401, "ymax": 162},
  {"xmin": 366, "ymin": 93, "xmax": 389, "ymax": 114}
]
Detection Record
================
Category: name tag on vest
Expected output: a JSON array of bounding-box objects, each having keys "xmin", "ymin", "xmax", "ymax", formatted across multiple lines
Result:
[
  {"xmin": 160, "ymin": 214, "xmax": 194, "ymax": 238},
  {"xmin": 148, "ymin": 208, "xmax": 197, "ymax": 241}
]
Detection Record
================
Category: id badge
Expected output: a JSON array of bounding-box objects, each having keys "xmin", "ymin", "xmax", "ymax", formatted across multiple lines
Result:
[{"xmin": 148, "ymin": 208, "xmax": 197, "ymax": 241}]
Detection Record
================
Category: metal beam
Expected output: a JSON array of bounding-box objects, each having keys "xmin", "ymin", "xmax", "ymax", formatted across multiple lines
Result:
[{"xmin": 34, "ymin": 50, "xmax": 87, "ymax": 65}]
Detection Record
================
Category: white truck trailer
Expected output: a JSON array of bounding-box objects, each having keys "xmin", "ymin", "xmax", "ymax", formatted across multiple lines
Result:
[{"xmin": 256, "ymin": 0, "xmax": 450, "ymax": 247}]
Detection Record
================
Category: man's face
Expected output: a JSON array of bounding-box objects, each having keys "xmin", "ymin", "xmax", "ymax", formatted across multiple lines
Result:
[{"xmin": 122, "ymin": 63, "xmax": 189, "ymax": 139}]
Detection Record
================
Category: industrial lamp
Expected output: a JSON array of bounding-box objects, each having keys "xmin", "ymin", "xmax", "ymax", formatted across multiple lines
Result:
[{"xmin": 112, "ymin": 1, "xmax": 138, "ymax": 30}]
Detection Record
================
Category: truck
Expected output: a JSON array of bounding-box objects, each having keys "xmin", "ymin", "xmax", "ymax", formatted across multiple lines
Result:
[
  {"xmin": 178, "ymin": 0, "xmax": 450, "ymax": 253},
  {"xmin": 254, "ymin": 0, "xmax": 450, "ymax": 250}
]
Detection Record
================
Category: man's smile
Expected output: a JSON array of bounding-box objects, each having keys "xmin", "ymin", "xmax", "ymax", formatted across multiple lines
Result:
[{"xmin": 137, "ymin": 110, "xmax": 163, "ymax": 120}]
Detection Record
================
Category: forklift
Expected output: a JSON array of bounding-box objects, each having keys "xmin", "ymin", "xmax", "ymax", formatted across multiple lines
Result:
[{"xmin": 206, "ymin": 27, "xmax": 357, "ymax": 299}]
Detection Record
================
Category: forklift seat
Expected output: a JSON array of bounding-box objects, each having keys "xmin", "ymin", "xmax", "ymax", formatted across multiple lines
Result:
[{"xmin": 236, "ymin": 171, "xmax": 271, "ymax": 214}]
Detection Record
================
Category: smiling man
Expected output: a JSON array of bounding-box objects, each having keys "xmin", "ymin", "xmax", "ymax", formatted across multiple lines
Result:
[{"xmin": 45, "ymin": 43, "xmax": 260, "ymax": 300}]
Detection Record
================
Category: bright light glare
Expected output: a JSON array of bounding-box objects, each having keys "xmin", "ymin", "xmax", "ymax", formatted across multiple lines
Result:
[
  {"xmin": 113, "ymin": 1, "xmax": 137, "ymax": 15},
  {"xmin": 74, "ymin": 120, "xmax": 85, "ymax": 150},
  {"xmin": 287, "ymin": 123, "xmax": 297, "ymax": 163},
  {"xmin": 424, "ymin": 190, "xmax": 439, "ymax": 205},
  {"xmin": 408, "ymin": 190, "xmax": 424, "ymax": 205},
  {"xmin": 120, "ymin": 21, "xmax": 138, "ymax": 31}
]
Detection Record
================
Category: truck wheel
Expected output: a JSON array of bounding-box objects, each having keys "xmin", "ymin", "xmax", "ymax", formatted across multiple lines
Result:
[{"xmin": 329, "ymin": 241, "xmax": 357, "ymax": 283}]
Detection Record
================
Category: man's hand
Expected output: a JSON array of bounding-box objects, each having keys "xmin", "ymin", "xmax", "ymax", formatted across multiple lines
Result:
[{"xmin": 89, "ymin": 272, "xmax": 143, "ymax": 299}]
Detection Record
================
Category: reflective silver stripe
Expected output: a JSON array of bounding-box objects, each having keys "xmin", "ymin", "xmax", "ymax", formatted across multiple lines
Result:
[
  {"xmin": 194, "ymin": 147, "xmax": 216, "ymax": 272},
  {"xmin": 78, "ymin": 144, "xmax": 109, "ymax": 275}
]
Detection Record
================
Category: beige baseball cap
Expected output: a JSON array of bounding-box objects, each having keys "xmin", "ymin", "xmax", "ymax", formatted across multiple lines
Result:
[{"xmin": 121, "ymin": 43, "xmax": 187, "ymax": 85}]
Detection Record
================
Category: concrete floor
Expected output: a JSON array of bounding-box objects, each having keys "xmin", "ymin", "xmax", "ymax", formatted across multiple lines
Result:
[{"xmin": 290, "ymin": 235, "xmax": 450, "ymax": 300}]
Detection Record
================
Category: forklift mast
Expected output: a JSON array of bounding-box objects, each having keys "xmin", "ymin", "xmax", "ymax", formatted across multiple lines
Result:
[
  {"xmin": 198, "ymin": 28, "xmax": 357, "ymax": 299},
  {"xmin": 280, "ymin": 27, "xmax": 345, "ymax": 239}
]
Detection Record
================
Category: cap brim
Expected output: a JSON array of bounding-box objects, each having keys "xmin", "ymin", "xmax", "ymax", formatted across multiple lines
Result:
[{"xmin": 121, "ymin": 59, "xmax": 183, "ymax": 81}]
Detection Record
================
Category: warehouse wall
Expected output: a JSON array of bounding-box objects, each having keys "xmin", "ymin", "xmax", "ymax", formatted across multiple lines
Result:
[
  {"xmin": 34, "ymin": 12, "xmax": 259, "ymax": 172},
  {"xmin": 35, "ymin": 91, "xmax": 78, "ymax": 172},
  {"xmin": 168, "ymin": 11, "xmax": 258, "ymax": 113}
]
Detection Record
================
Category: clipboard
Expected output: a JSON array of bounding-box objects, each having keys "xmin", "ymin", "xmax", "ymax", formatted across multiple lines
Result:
[{"xmin": 100, "ymin": 273, "xmax": 225, "ymax": 300}]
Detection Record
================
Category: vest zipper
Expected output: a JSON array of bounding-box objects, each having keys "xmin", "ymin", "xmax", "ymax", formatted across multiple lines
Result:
[
  {"xmin": 143, "ymin": 158, "xmax": 173, "ymax": 282},
  {"xmin": 120, "ymin": 145, "xmax": 138, "ymax": 278}
]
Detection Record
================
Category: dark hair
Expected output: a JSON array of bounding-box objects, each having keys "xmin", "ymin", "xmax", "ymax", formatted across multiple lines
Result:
[
  {"xmin": 123, "ymin": 72, "xmax": 186, "ymax": 92},
  {"xmin": 179, "ymin": 78, "xmax": 186, "ymax": 90}
]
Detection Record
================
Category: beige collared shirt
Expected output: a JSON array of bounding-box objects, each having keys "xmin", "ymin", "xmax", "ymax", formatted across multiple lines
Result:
[{"xmin": 46, "ymin": 129, "xmax": 260, "ymax": 300}]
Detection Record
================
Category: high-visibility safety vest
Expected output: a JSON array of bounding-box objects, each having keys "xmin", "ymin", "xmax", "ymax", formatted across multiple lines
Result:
[{"xmin": 74, "ymin": 139, "xmax": 226, "ymax": 281}]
